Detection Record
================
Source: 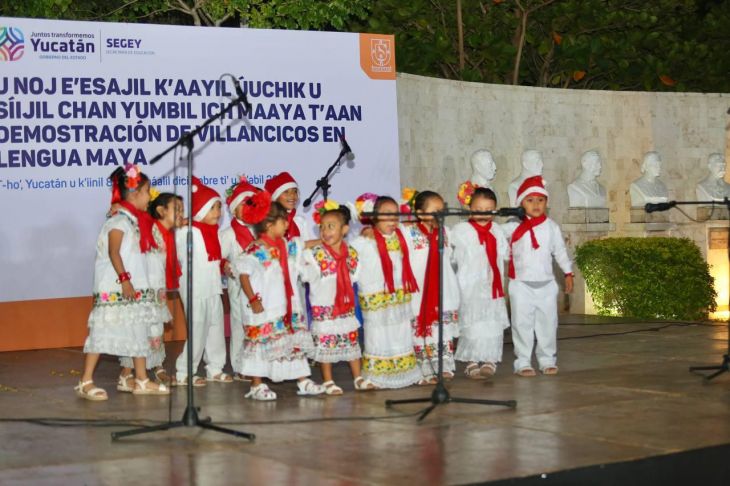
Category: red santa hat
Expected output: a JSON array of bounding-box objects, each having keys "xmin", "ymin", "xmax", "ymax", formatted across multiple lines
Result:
[
  {"xmin": 191, "ymin": 176, "xmax": 222, "ymax": 222},
  {"xmin": 264, "ymin": 172, "xmax": 298, "ymax": 201},
  {"xmin": 515, "ymin": 175, "xmax": 548, "ymax": 206},
  {"xmin": 226, "ymin": 179, "xmax": 259, "ymax": 214}
]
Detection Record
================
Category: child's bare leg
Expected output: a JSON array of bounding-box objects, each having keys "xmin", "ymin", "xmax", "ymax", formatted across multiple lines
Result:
[
  {"xmin": 120, "ymin": 366, "xmax": 134, "ymax": 387},
  {"xmin": 321, "ymin": 362, "xmax": 334, "ymax": 383},
  {"xmin": 348, "ymin": 359, "xmax": 361, "ymax": 380},
  {"xmin": 133, "ymin": 357, "xmax": 162, "ymax": 390},
  {"xmin": 81, "ymin": 353, "xmax": 100, "ymax": 391}
]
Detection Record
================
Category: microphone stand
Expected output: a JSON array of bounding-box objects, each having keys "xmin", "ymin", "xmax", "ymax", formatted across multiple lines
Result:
[
  {"xmin": 646, "ymin": 199, "xmax": 730, "ymax": 382},
  {"xmin": 303, "ymin": 146, "xmax": 352, "ymax": 207},
  {"xmin": 362, "ymin": 206, "xmax": 519, "ymax": 421},
  {"xmin": 111, "ymin": 86, "xmax": 255, "ymax": 441}
]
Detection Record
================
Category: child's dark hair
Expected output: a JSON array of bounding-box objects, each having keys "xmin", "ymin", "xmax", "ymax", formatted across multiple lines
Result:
[
  {"xmin": 321, "ymin": 206, "xmax": 351, "ymax": 226},
  {"xmin": 372, "ymin": 196, "xmax": 398, "ymax": 223},
  {"xmin": 109, "ymin": 166, "xmax": 149, "ymax": 201},
  {"xmin": 413, "ymin": 190, "xmax": 443, "ymax": 214},
  {"xmin": 254, "ymin": 201, "xmax": 288, "ymax": 236},
  {"xmin": 148, "ymin": 192, "xmax": 183, "ymax": 220},
  {"xmin": 470, "ymin": 187, "xmax": 497, "ymax": 205}
]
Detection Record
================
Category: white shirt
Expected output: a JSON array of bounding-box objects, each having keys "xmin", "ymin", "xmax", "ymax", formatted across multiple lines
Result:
[
  {"xmin": 503, "ymin": 217, "xmax": 572, "ymax": 282},
  {"xmin": 176, "ymin": 225, "xmax": 222, "ymax": 300}
]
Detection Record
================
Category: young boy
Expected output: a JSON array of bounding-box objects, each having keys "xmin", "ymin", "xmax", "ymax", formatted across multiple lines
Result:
[
  {"xmin": 505, "ymin": 176, "xmax": 573, "ymax": 377},
  {"xmin": 220, "ymin": 178, "xmax": 259, "ymax": 381},
  {"xmin": 173, "ymin": 176, "xmax": 232, "ymax": 386}
]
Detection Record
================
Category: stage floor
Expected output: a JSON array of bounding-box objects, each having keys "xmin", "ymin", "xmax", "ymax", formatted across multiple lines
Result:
[{"xmin": 1, "ymin": 316, "xmax": 729, "ymax": 485}]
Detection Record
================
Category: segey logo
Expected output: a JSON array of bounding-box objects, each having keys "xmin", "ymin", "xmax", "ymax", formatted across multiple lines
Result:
[
  {"xmin": 370, "ymin": 38, "xmax": 392, "ymax": 68},
  {"xmin": 0, "ymin": 27, "xmax": 25, "ymax": 61}
]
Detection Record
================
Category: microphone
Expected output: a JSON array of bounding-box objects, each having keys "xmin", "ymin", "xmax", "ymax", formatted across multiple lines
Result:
[
  {"xmin": 645, "ymin": 201, "xmax": 676, "ymax": 213},
  {"xmin": 219, "ymin": 73, "xmax": 252, "ymax": 114},
  {"xmin": 498, "ymin": 207, "xmax": 526, "ymax": 219},
  {"xmin": 339, "ymin": 137, "xmax": 355, "ymax": 163}
]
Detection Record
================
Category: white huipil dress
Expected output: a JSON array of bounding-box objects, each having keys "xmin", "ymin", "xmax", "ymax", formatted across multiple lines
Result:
[
  {"xmin": 119, "ymin": 222, "xmax": 171, "ymax": 369},
  {"xmin": 351, "ymin": 234, "xmax": 420, "ymax": 389},
  {"xmin": 300, "ymin": 243, "xmax": 361, "ymax": 363},
  {"xmin": 400, "ymin": 224, "xmax": 460, "ymax": 378},
  {"xmin": 235, "ymin": 238, "xmax": 314, "ymax": 381},
  {"xmin": 219, "ymin": 220, "xmax": 254, "ymax": 376},
  {"xmin": 450, "ymin": 221, "xmax": 510, "ymax": 365},
  {"xmin": 84, "ymin": 208, "xmax": 160, "ymax": 358}
]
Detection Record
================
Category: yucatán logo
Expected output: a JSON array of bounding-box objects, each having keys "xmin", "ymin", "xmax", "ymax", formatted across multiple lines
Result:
[{"xmin": 0, "ymin": 27, "xmax": 25, "ymax": 61}]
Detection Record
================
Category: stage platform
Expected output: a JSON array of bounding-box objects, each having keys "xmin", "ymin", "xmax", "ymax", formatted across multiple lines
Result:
[{"xmin": 1, "ymin": 315, "xmax": 729, "ymax": 485}]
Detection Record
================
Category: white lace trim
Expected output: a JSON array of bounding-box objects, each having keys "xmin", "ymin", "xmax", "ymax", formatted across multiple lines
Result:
[
  {"xmin": 455, "ymin": 334, "xmax": 504, "ymax": 363},
  {"xmin": 240, "ymin": 355, "xmax": 311, "ymax": 382},
  {"xmin": 312, "ymin": 345, "xmax": 361, "ymax": 363},
  {"xmin": 363, "ymin": 366, "xmax": 421, "ymax": 389}
]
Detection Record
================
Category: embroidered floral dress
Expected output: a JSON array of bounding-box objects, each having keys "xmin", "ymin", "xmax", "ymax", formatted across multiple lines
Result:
[
  {"xmin": 119, "ymin": 222, "xmax": 171, "ymax": 369},
  {"xmin": 84, "ymin": 208, "xmax": 160, "ymax": 358},
  {"xmin": 401, "ymin": 224, "xmax": 460, "ymax": 377},
  {"xmin": 300, "ymin": 244, "xmax": 361, "ymax": 363},
  {"xmin": 235, "ymin": 238, "xmax": 313, "ymax": 382},
  {"xmin": 451, "ymin": 221, "xmax": 510, "ymax": 364},
  {"xmin": 351, "ymin": 234, "xmax": 420, "ymax": 389}
]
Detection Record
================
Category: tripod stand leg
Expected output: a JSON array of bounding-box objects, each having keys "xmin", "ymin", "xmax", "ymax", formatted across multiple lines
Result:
[
  {"xmin": 704, "ymin": 367, "xmax": 729, "ymax": 381},
  {"xmin": 417, "ymin": 404, "xmax": 438, "ymax": 422},
  {"xmin": 198, "ymin": 421, "xmax": 255, "ymax": 441},
  {"xmin": 385, "ymin": 397, "xmax": 432, "ymax": 408},
  {"xmin": 451, "ymin": 397, "xmax": 517, "ymax": 408},
  {"xmin": 111, "ymin": 421, "xmax": 184, "ymax": 441}
]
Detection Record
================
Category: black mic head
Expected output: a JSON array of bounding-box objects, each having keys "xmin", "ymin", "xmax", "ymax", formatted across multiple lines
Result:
[{"xmin": 497, "ymin": 207, "xmax": 525, "ymax": 219}]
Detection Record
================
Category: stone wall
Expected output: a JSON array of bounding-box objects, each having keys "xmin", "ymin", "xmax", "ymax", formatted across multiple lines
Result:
[{"xmin": 396, "ymin": 73, "xmax": 730, "ymax": 314}]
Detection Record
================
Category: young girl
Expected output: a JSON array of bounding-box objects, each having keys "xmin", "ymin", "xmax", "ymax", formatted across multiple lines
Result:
[
  {"xmin": 220, "ymin": 178, "xmax": 260, "ymax": 382},
  {"xmin": 264, "ymin": 171, "xmax": 314, "ymax": 241},
  {"xmin": 351, "ymin": 195, "xmax": 421, "ymax": 389},
  {"xmin": 119, "ymin": 192, "xmax": 183, "ymax": 388},
  {"xmin": 236, "ymin": 197, "xmax": 324, "ymax": 400},
  {"xmin": 402, "ymin": 190, "xmax": 460, "ymax": 384},
  {"xmin": 173, "ymin": 177, "xmax": 231, "ymax": 386},
  {"xmin": 451, "ymin": 188, "xmax": 510, "ymax": 379},
  {"xmin": 76, "ymin": 165, "xmax": 170, "ymax": 400},
  {"xmin": 300, "ymin": 202, "xmax": 375, "ymax": 394},
  {"xmin": 505, "ymin": 176, "xmax": 573, "ymax": 376}
]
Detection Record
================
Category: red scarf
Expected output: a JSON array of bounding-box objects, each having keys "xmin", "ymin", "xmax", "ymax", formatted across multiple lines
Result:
[
  {"xmin": 191, "ymin": 221, "xmax": 222, "ymax": 262},
  {"xmin": 323, "ymin": 242, "xmax": 355, "ymax": 317},
  {"xmin": 118, "ymin": 201, "xmax": 155, "ymax": 254},
  {"xmin": 415, "ymin": 223, "xmax": 440, "ymax": 337},
  {"xmin": 508, "ymin": 214, "xmax": 547, "ymax": 279},
  {"xmin": 468, "ymin": 220, "xmax": 504, "ymax": 298},
  {"xmin": 286, "ymin": 209, "xmax": 300, "ymax": 240},
  {"xmin": 373, "ymin": 228, "xmax": 419, "ymax": 294},
  {"xmin": 260, "ymin": 234, "xmax": 294, "ymax": 327},
  {"xmin": 231, "ymin": 218, "xmax": 255, "ymax": 250},
  {"xmin": 154, "ymin": 220, "xmax": 181, "ymax": 290}
]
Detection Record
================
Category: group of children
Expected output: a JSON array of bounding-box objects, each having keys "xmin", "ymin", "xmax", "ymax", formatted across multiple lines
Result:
[{"xmin": 75, "ymin": 164, "xmax": 573, "ymax": 402}]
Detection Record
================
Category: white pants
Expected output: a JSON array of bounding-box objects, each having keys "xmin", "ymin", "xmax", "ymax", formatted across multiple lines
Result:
[
  {"xmin": 175, "ymin": 294, "xmax": 226, "ymax": 380},
  {"xmin": 508, "ymin": 280, "xmax": 558, "ymax": 372},
  {"xmin": 228, "ymin": 283, "xmax": 245, "ymax": 374}
]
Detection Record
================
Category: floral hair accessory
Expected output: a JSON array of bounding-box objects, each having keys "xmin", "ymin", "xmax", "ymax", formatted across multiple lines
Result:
[
  {"xmin": 241, "ymin": 190, "xmax": 272, "ymax": 225},
  {"xmin": 355, "ymin": 192, "xmax": 378, "ymax": 224},
  {"xmin": 225, "ymin": 174, "xmax": 248, "ymax": 199},
  {"xmin": 123, "ymin": 163, "xmax": 141, "ymax": 191},
  {"xmin": 149, "ymin": 187, "xmax": 160, "ymax": 202},
  {"xmin": 457, "ymin": 180, "xmax": 479, "ymax": 206},
  {"xmin": 401, "ymin": 187, "xmax": 418, "ymax": 214},
  {"xmin": 313, "ymin": 199, "xmax": 341, "ymax": 224}
]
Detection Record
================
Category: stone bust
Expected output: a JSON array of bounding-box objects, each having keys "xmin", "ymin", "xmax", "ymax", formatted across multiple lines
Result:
[
  {"xmin": 629, "ymin": 151, "xmax": 669, "ymax": 206},
  {"xmin": 567, "ymin": 150, "xmax": 607, "ymax": 208},
  {"xmin": 508, "ymin": 149, "xmax": 544, "ymax": 206},
  {"xmin": 696, "ymin": 153, "xmax": 730, "ymax": 202},
  {"xmin": 469, "ymin": 149, "xmax": 496, "ymax": 189}
]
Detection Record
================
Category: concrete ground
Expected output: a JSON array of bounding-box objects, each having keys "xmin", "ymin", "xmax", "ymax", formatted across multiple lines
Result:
[{"xmin": 0, "ymin": 316, "xmax": 729, "ymax": 485}]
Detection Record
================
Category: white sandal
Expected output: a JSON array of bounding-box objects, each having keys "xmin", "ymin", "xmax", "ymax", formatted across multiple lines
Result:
[
  {"xmin": 297, "ymin": 378, "xmax": 325, "ymax": 396},
  {"xmin": 353, "ymin": 376, "xmax": 378, "ymax": 391},
  {"xmin": 74, "ymin": 380, "xmax": 108, "ymax": 401},
  {"xmin": 132, "ymin": 378, "xmax": 170, "ymax": 395},
  {"xmin": 464, "ymin": 363, "xmax": 485, "ymax": 380},
  {"xmin": 322, "ymin": 380, "xmax": 343, "ymax": 396},
  {"xmin": 206, "ymin": 372, "xmax": 233, "ymax": 383},
  {"xmin": 245, "ymin": 383, "xmax": 277, "ymax": 401},
  {"xmin": 116, "ymin": 374, "xmax": 134, "ymax": 392}
]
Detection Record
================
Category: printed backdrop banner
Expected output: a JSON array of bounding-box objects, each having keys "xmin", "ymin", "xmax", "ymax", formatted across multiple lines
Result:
[{"xmin": 0, "ymin": 18, "xmax": 399, "ymax": 302}]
